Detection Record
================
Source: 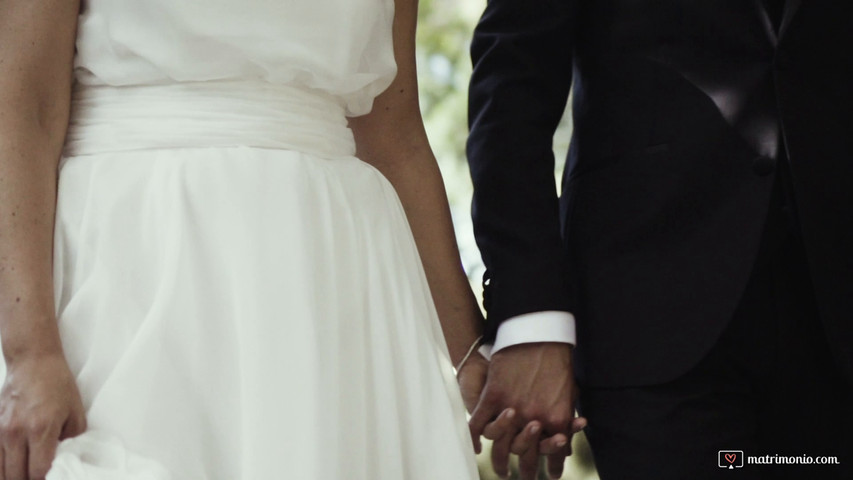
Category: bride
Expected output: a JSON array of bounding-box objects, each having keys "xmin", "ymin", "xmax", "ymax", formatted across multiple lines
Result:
[{"xmin": 0, "ymin": 0, "xmax": 498, "ymax": 478}]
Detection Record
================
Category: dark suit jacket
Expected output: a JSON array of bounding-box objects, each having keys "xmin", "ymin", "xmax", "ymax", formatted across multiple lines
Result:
[{"xmin": 467, "ymin": 0, "xmax": 853, "ymax": 387}]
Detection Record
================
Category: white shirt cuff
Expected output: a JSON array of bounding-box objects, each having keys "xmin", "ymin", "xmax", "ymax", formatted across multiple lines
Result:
[{"xmin": 478, "ymin": 311, "xmax": 576, "ymax": 360}]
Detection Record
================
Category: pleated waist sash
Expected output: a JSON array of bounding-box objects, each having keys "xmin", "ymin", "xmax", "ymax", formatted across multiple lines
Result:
[{"xmin": 63, "ymin": 81, "xmax": 357, "ymax": 158}]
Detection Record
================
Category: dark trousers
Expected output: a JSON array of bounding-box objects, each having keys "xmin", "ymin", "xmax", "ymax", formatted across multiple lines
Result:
[{"xmin": 578, "ymin": 166, "xmax": 852, "ymax": 479}]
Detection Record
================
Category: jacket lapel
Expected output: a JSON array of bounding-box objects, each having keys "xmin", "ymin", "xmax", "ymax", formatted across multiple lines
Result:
[
  {"xmin": 778, "ymin": 0, "xmax": 802, "ymax": 41},
  {"xmin": 755, "ymin": 0, "xmax": 779, "ymax": 46}
]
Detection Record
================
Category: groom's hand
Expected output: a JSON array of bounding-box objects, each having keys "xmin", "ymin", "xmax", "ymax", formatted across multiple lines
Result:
[{"xmin": 469, "ymin": 343, "xmax": 585, "ymax": 479}]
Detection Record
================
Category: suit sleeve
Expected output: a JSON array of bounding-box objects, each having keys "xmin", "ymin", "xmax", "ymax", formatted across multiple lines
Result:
[{"xmin": 467, "ymin": 0, "xmax": 577, "ymax": 341}]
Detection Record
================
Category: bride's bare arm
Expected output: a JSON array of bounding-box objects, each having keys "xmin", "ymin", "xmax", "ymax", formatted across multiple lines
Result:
[
  {"xmin": 0, "ymin": 0, "xmax": 78, "ymax": 365},
  {"xmin": 348, "ymin": 0, "xmax": 486, "ymax": 372},
  {"xmin": 0, "ymin": 1, "xmax": 86, "ymax": 478}
]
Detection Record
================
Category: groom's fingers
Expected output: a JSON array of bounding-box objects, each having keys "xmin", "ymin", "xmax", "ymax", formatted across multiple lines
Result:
[
  {"xmin": 482, "ymin": 408, "xmax": 516, "ymax": 440},
  {"xmin": 518, "ymin": 445, "xmax": 540, "ymax": 480},
  {"xmin": 468, "ymin": 403, "xmax": 500, "ymax": 454},
  {"xmin": 547, "ymin": 449, "xmax": 569, "ymax": 479},
  {"xmin": 490, "ymin": 434, "xmax": 512, "ymax": 479},
  {"xmin": 538, "ymin": 433, "xmax": 568, "ymax": 456},
  {"xmin": 509, "ymin": 421, "xmax": 540, "ymax": 455},
  {"xmin": 540, "ymin": 435, "xmax": 570, "ymax": 479},
  {"xmin": 488, "ymin": 416, "xmax": 542, "ymax": 479}
]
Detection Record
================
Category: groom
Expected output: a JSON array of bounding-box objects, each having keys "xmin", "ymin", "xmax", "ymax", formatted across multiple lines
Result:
[{"xmin": 464, "ymin": 1, "xmax": 852, "ymax": 479}]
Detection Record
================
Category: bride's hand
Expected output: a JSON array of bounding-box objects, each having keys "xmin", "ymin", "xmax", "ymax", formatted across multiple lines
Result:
[
  {"xmin": 457, "ymin": 352, "xmax": 488, "ymax": 416},
  {"xmin": 0, "ymin": 352, "xmax": 87, "ymax": 480}
]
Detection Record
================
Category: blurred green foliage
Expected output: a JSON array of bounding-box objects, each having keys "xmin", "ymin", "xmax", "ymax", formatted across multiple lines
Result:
[
  {"xmin": 415, "ymin": 0, "xmax": 597, "ymax": 478},
  {"xmin": 415, "ymin": 0, "xmax": 574, "ymax": 291}
]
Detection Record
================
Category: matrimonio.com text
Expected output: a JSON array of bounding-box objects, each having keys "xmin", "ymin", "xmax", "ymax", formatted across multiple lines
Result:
[{"xmin": 718, "ymin": 450, "xmax": 841, "ymax": 469}]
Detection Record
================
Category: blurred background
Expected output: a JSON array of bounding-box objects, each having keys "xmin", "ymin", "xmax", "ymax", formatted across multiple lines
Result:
[{"xmin": 414, "ymin": 0, "xmax": 598, "ymax": 478}]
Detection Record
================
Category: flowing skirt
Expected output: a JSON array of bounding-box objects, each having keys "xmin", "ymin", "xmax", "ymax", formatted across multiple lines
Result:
[{"xmin": 38, "ymin": 144, "xmax": 477, "ymax": 479}]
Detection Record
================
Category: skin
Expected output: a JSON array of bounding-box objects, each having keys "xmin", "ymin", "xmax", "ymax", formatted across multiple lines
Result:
[
  {"xmin": 347, "ymin": 7, "xmax": 579, "ymax": 476},
  {"xmin": 468, "ymin": 344, "xmax": 587, "ymax": 480},
  {"xmin": 349, "ymin": 0, "xmax": 486, "ymax": 372},
  {"xmin": 0, "ymin": 1, "xmax": 87, "ymax": 480},
  {"xmin": 0, "ymin": 0, "xmax": 499, "ymax": 479}
]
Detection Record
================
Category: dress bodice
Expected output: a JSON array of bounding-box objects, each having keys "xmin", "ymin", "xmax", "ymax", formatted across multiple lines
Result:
[{"xmin": 73, "ymin": 0, "xmax": 397, "ymax": 116}]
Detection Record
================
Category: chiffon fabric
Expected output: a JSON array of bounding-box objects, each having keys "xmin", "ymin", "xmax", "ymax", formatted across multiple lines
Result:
[{"xmin": 0, "ymin": 0, "xmax": 479, "ymax": 478}]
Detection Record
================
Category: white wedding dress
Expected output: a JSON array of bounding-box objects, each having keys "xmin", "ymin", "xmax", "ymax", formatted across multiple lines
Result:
[{"xmin": 0, "ymin": 0, "xmax": 479, "ymax": 478}]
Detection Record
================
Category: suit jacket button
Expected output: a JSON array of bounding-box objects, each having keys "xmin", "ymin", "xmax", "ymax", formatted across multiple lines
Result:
[{"xmin": 753, "ymin": 156, "xmax": 775, "ymax": 176}]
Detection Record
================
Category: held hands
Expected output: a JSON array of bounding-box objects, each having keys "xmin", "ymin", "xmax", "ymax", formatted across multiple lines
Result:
[
  {"xmin": 0, "ymin": 353, "xmax": 86, "ymax": 480},
  {"xmin": 457, "ymin": 351, "xmax": 489, "ymax": 414},
  {"xmin": 459, "ymin": 343, "xmax": 586, "ymax": 480}
]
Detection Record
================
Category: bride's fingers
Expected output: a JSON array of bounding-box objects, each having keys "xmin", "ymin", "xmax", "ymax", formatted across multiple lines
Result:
[
  {"xmin": 481, "ymin": 408, "xmax": 516, "ymax": 441},
  {"xmin": 3, "ymin": 441, "xmax": 27, "ymax": 480},
  {"xmin": 467, "ymin": 422, "xmax": 482, "ymax": 456},
  {"xmin": 28, "ymin": 423, "xmax": 62, "ymax": 480},
  {"xmin": 60, "ymin": 410, "xmax": 87, "ymax": 440},
  {"xmin": 537, "ymin": 416, "xmax": 587, "ymax": 456},
  {"xmin": 570, "ymin": 416, "xmax": 588, "ymax": 434}
]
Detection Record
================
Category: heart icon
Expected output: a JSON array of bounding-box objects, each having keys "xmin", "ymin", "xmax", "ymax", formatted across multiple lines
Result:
[{"xmin": 725, "ymin": 453, "xmax": 737, "ymax": 464}]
